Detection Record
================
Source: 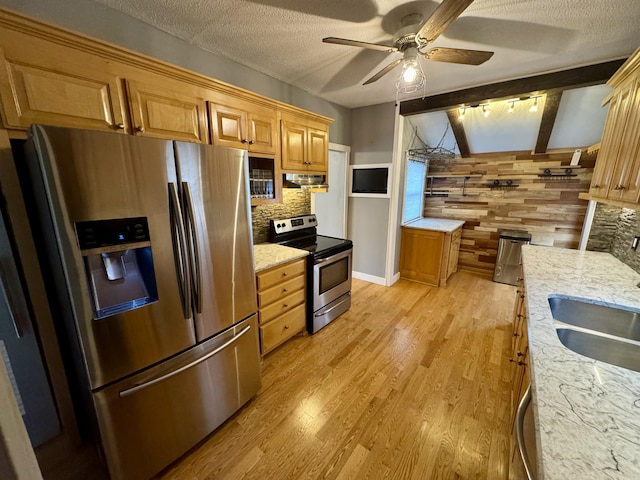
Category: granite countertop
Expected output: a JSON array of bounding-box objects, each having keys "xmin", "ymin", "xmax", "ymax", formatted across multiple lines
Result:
[
  {"xmin": 521, "ymin": 245, "xmax": 640, "ymax": 479},
  {"xmin": 402, "ymin": 217, "xmax": 465, "ymax": 232},
  {"xmin": 253, "ymin": 243, "xmax": 309, "ymax": 273}
]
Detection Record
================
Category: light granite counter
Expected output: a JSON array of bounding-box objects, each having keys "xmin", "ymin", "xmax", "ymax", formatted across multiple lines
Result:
[
  {"xmin": 403, "ymin": 217, "xmax": 464, "ymax": 232},
  {"xmin": 521, "ymin": 245, "xmax": 640, "ymax": 479},
  {"xmin": 254, "ymin": 243, "xmax": 309, "ymax": 273}
]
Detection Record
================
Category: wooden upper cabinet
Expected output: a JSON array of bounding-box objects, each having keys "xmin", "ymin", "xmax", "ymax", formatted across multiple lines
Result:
[
  {"xmin": 589, "ymin": 80, "xmax": 636, "ymax": 198},
  {"xmin": 609, "ymin": 78, "xmax": 640, "ymax": 203},
  {"xmin": 280, "ymin": 112, "xmax": 329, "ymax": 173},
  {"xmin": 209, "ymin": 99, "xmax": 277, "ymax": 154},
  {"xmin": 0, "ymin": 44, "xmax": 127, "ymax": 133},
  {"xmin": 126, "ymin": 78, "xmax": 207, "ymax": 143},
  {"xmin": 308, "ymin": 127, "xmax": 329, "ymax": 172},
  {"xmin": 281, "ymin": 119, "xmax": 307, "ymax": 170},
  {"xmin": 589, "ymin": 47, "xmax": 640, "ymax": 206}
]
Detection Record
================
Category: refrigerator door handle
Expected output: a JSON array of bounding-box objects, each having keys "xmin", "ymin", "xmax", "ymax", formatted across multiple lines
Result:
[
  {"xmin": 182, "ymin": 181, "xmax": 202, "ymax": 314},
  {"xmin": 0, "ymin": 272, "xmax": 24, "ymax": 338},
  {"xmin": 119, "ymin": 324, "xmax": 252, "ymax": 398},
  {"xmin": 168, "ymin": 182, "xmax": 191, "ymax": 319}
]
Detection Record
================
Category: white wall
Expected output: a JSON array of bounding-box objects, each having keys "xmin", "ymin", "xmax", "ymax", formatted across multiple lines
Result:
[{"xmin": 0, "ymin": 0, "xmax": 352, "ymax": 145}]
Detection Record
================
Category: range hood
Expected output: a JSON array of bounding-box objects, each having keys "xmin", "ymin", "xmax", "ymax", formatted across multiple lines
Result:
[{"xmin": 283, "ymin": 173, "xmax": 328, "ymax": 189}]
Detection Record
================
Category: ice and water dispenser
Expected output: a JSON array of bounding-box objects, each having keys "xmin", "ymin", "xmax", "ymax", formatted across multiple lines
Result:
[{"xmin": 76, "ymin": 217, "xmax": 158, "ymax": 319}]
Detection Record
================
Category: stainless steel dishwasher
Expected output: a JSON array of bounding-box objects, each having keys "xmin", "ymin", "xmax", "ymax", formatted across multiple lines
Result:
[{"xmin": 493, "ymin": 230, "xmax": 531, "ymax": 285}]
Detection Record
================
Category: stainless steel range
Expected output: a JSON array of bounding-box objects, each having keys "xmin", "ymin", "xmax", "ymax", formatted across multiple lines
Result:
[{"xmin": 269, "ymin": 215, "xmax": 352, "ymax": 334}]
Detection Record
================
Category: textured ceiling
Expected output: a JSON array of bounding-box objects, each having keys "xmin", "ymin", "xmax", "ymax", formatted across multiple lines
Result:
[{"xmin": 91, "ymin": 0, "xmax": 640, "ymax": 109}]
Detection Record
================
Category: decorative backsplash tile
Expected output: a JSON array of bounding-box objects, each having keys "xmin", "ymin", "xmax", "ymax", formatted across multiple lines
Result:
[
  {"xmin": 587, "ymin": 203, "xmax": 640, "ymax": 273},
  {"xmin": 251, "ymin": 189, "xmax": 311, "ymax": 244}
]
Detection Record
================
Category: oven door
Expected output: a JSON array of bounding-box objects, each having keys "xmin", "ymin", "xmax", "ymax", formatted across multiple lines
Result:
[{"xmin": 313, "ymin": 248, "xmax": 352, "ymax": 311}]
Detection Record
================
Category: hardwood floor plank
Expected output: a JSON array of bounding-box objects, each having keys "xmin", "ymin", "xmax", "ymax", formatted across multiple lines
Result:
[{"xmin": 159, "ymin": 273, "xmax": 516, "ymax": 480}]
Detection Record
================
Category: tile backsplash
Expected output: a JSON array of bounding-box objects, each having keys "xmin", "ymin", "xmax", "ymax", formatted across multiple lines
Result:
[
  {"xmin": 251, "ymin": 189, "xmax": 311, "ymax": 244},
  {"xmin": 587, "ymin": 203, "xmax": 640, "ymax": 273}
]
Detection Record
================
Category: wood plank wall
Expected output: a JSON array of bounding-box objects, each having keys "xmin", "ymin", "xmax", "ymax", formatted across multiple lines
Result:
[{"xmin": 423, "ymin": 151, "xmax": 595, "ymax": 277}]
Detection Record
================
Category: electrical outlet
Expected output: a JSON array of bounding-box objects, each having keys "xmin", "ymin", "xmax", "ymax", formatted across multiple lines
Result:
[{"xmin": 633, "ymin": 235, "xmax": 640, "ymax": 250}]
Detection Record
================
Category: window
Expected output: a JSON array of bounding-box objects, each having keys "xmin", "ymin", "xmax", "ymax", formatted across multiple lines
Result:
[{"xmin": 402, "ymin": 154, "xmax": 427, "ymax": 223}]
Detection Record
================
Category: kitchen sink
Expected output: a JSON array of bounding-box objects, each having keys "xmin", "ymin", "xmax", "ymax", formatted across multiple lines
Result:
[
  {"xmin": 555, "ymin": 327, "xmax": 640, "ymax": 373},
  {"xmin": 548, "ymin": 296, "xmax": 640, "ymax": 341}
]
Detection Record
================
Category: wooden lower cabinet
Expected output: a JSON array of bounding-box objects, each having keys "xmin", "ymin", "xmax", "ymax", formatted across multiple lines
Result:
[
  {"xmin": 399, "ymin": 226, "xmax": 462, "ymax": 286},
  {"xmin": 256, "ymin": 258, "xmax": 306, "ymax": 355},
  {"xmin": 509, "ymin": 278, "xmax": 535, "ymax": 480}
]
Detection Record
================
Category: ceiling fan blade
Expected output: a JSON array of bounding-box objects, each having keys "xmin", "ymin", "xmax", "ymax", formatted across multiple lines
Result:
[
  {"xmin": 416, "ymin": 0, "xmax": 474, "ymax": 44},
  {"xmin": 425, "ymin": 47, "xmax": 494, "ymax": 65},
  {"xmin": 363, "ymin": 58, "xmax": 403, "ymax": 85},
  {"xmin": 323, "ymin": 37, "xmax": 398, "ymax": 53}
]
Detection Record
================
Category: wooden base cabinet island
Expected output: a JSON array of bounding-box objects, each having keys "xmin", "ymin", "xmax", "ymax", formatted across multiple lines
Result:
[{"xmin": 400, "ymin": 218, "xmax": 464, "ymax": 287}]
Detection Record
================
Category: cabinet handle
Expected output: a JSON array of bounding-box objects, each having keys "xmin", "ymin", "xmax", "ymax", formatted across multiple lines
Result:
[
  {"xmin": 114, "ymin": 123, "xmax": 125, "ymax": 130},
  {"xmin": 283, "ymin": 288, "xmax": 288, "ymax": 293},
  {"xmin": 513, "ymin": 332, "xmax": 519, "ymax": 337},
  {"xmin": 241, "ymin": 138, "xmax": 248, "ymax": 143},
  {"xmin": 517, "ymin": 351, "xmax": 524, "ymax": 357},
  {"xmin": 282, "ymin": 272, "xmax": 288, "ymax": 277},
  {"xmin": 518, "ymin": 360, "xmax": 527, "ymax": 366},
  {"xmin": 284, "ymin": 325, "xmax": 289, "ymax": 330},
  {"xmin": 248, "ymin": 140, "xmax": 255, "ymax": 144},
  {"xmin": 135, "ymin": 126, "xmax": 145, "ymax": 133},
  {"xmin": 592, "ymin": 184, "xmax": 600, "ymax": 189},
  {"xmin": 283, "ymin": 304, "xmax": 288, "ymax": 308}
]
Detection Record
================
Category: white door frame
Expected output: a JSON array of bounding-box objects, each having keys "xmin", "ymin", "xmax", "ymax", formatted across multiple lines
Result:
[
  {"xmin": 311, "ymin": 143, "xmax": 350, "ymax": 238},
  {"xmin": 385, "ymin": 105, "xmax": 404, "ymax": 286}
]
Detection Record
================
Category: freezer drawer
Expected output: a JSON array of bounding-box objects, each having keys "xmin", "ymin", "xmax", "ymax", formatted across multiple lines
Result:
[{"xmin": 92, "ymin": 314, "xmax": 261, "ymax": 480}]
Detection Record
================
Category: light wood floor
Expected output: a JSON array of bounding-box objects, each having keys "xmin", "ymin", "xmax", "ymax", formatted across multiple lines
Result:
[{"xmin": 159, "ymin": 272, "xmax": 517, "ymax": 480}]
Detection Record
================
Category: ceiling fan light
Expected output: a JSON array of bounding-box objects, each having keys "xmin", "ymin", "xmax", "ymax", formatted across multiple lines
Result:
[{"xmin": 403, "ymin": 63, "xmax": 418, "ymax": 83}]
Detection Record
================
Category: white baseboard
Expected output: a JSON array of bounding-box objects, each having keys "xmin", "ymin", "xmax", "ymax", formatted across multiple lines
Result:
[
  {"xmin": 387, "ymin": 272, "xmax": 400, "ymax": 286},
  {"xmin": 352, "ymin": 271, "xmax": 386, "ymax": 286}
]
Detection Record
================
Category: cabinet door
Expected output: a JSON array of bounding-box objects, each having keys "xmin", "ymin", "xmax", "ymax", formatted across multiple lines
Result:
[
  {"xmin": 126, "ymin": 79, "xmax": 206, "ymax": 142},
  {"xmin": 589, "ymin": 81, "xmax": 635, "ymax": 197},
  {"xmin": 307, "ymin": 127, "xmax": 328, "ymax": 172},
  {"xmin": 209, "ymin": 102, "xmax": 247, "ymax": 149},
  {"xmin": 247, "ymin": 108, "xmax": 277, "ymax": 154},
  {"xmin": 610, "ymin": 79, "xmax": 640, "ymax": 203},
  {"xmin": 281, "ymin": 120, "xmax": 307, "ymax": 170},
  {"xmin": 399, "ymin": 228, "xmax": 444, "ymax": 286},
  {"xmin": 0, "ymin": 49, "xmax": 126, "ymax": 133}
]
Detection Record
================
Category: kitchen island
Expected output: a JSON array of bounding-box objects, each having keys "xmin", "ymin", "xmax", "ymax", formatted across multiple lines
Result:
[
  {"xmin": 522, "ymin": 245, "xmax": 640, "ymax": 479},
  {"xmin": 399, "ymin": 217, "xmax": 464, "ymax": 286}
]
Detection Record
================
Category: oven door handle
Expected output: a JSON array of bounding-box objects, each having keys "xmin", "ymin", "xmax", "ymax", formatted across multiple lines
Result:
[
  {"xmin": 315, "ymin": 249, "xmax": 351, "ymax": 265},
  {"xmin": 314, "ymin": 293, "xmax": 351, "ymax": 317}
]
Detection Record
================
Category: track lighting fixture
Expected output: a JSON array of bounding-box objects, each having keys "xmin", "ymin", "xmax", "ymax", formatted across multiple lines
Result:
[
  {"xmin": 458, "ymin": 107, "xmax": 466, "ymax": 121},
  {"xmin": 529, "ymin": 97, "xmax": 539, "ymax": 113}
]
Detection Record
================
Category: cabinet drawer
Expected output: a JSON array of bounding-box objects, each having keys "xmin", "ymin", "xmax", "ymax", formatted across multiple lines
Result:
[
  {"xmin": 256, "ymin": 258, "xmax": 306, "ymax": 290},
  {"xmin": 260, "ymin": 304, "xmax": 305, "ymax": 354},
  {"xmin": 258, "ymin": 289, "xmax": 305, "ymax": 324},
  {"xmin": 257, "ymin": 275, "xmax": 305, "ymax": 307}
]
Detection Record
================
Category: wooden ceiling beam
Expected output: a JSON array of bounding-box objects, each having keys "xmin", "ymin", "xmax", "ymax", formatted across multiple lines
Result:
[
  {"xmin": 399, "ymin": 59, "xmax": 625, "ymax": 116},
  {"xmin": 445, "ymin": 109, "xmax": 471, "ymax": 158},
  {"xmin": 534, "ymin": 91, "xmax": 563, "ymax": 154}
]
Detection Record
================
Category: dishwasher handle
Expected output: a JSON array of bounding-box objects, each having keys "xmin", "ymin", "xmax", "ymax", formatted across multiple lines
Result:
[{"xmin": 516, "ymin": 383, "xmax": 535, "ymax": 480}]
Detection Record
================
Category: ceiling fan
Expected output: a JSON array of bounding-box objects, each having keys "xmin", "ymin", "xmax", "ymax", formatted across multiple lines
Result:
[{"xmin": 323, "ymin": 0, "xmax": 494, "ymax": 86}]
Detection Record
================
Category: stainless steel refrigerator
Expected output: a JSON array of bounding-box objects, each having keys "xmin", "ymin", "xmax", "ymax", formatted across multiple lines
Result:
[{"xmin": 22, "ymin": 124, "xmax": 261, "ymax": 480}]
